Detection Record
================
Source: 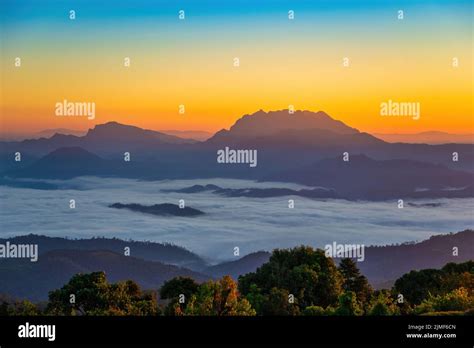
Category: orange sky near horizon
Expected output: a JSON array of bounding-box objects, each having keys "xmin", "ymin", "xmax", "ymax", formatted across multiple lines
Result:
[
  {"xmin": 2, "ymin": 50, "xmax": 472, "ymax": 136},
  {"xmin": 1, "ymin": 1, "xmax": 473, "ymax": 136}
]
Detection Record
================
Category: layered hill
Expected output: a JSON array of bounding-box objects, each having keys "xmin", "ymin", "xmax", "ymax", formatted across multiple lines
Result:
[
  {"xmin": 1, "ymin": 109, "xmax": 473, "ymax": 190},
  {"xmin": 0, "ymin": 231, "xmax": 472, "ymax": 301},
  {"xmin": 0, "ymin": 249, "xmax": 209, "ymax": 301}
]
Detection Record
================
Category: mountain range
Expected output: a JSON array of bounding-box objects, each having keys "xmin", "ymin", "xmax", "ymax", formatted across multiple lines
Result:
[
  {"xmin": 1, "ymin": 109, "xmax": 473, "ymax": 199},
  {"xmin": 1, "ymin": 230, "xmax": 472, "ymax": 301},
  {"xmin": 374, "ymin": 131, "xmax": 474, "ymax": 145}
]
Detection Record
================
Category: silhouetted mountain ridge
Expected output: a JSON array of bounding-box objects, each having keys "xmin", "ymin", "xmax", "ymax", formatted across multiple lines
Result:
[
  {"xmin": 265, "ymin": 154, "xmax": 474, "ymax": 200},
  {"xmin": 109, "ymin": 203, "xmax": 205, "ymax": 217},
  {"xmin": 0, "ymin": 234, "xmax": 207, "ymax": 269},
  {"xmin": 0, "ymin": 249, "xmax": 209, "ymax": 301},
  {"xmin": 0, "ymin": 231, "xmax": 472, "ymax": 301}
]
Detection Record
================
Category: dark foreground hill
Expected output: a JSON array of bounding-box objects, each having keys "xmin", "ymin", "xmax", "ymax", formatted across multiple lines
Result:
[
  {"xmin": 0, "ymin": 234, "xmax": 207, "ymax": 270},
  {"xmin": 357, "ymin": 230, "xmax": 474, "ymax": 288},
  {"xmin": 0, "ymin": 249, "xmax": 209, "ymax": 302},
  {"xmin": 0, "ymin": 230, "xmax": 472, "ymax": 301},
  {"xmin": 203, "ymin": 230, "xmax": 474, "ymax": 288},
  {"xmin": 265, "ymin": 155, "xmax": 474, "ymax": 200},
  {"xmin": 203, "ymin": 251, "xmax": 271, "ymax": 279}
]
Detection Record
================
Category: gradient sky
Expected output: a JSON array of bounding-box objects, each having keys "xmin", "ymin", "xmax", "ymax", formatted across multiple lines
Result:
[{"xmin": 1, "ymin": 0, "xmax": 472, "ymax": 135}]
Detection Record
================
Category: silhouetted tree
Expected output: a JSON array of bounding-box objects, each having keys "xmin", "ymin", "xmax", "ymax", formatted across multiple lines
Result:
[
  {"xmin": 160, "ymin": 276, "xmax": 200, "ymax": 315},
  {"xmin": 46, "ymin": 272, "xmax": 158, "ymax": 315},
  {"xmin": 239, "ymin": 246, "xmax": 343, "ymax": 314},
  {"xmin": 334, "ymin": 291, "xmax": 363, "ymax": 316},
  {"xmin": 338, "ymin": 258, "xmax": 372, "ymax": 303},
  {"xmin": 261, "ymin": 287, "xmax": 300, "ymax": 316},
  {"xmin": 180, "ymin": 276, "xmax": 255, "ymax": 316},
  {"xmin": 394, "ymin": 261, "xmax": 474, "ymax": 305}
]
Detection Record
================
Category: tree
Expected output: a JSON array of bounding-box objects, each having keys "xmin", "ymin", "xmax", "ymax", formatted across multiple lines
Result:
[
  {"xmin": 0, "ymin": 300, "xmax": 40, "ymax": 316},
  {"xmin": 244, "ymin": 284, "xmax": 266, "ymax": 314},
  {"xmin": 394, "ymin": 269, "xmax": 444, "ymax": 305},
  {"xmin": 369, "ymin": 302, "xmax": 390, "ymax": 316},
  {"xmin": 182, "ymin": 276, "xmax": 255, "ymax": 316},
  {"xmin": 160, "ymin": 277, "xmax": 199, "ymax": 300},
  {"xmin": 302, "ymin": 306, "xmax": 326, "ymax": 316},
  {"xmin": 261, "ymin": 288, "xmax": 300, "ymax": 316},
  {"xmin": 46, "ymin": 272, "xmax": 158, "ymax": 315},
  {"xmin": 239, "ymin": 246, "xmax": 343, "ymax": 314},
  {"xmin": 334, "ymin": 291, "xmax": 363, "ymax": 316},
  {"xmin": 338, "ymin": 258, "xmax": 372, "ymax": 303},
  {"xmin": 160, "ymin": 277, "xmax": 200, "ymax": 315},
  {"xmin": 414, "ymin": 287, "xmax": 474, "ymax": 314},
  {"xmin": 393, "ymin": 261, "xmax": 474, "ymax": 305},
  {"xmin": 367, "ymin": 290, "xmax": 400, "ymax": 316}
]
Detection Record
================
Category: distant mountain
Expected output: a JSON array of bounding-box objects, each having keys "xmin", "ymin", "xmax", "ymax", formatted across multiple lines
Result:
[
  {"xmin": 203, "ymin": 231, "xmax": 474, "ymax": 289},
  {"xmin": 0, "ymin": 177, "xmax": 60, "ymax": 190},
  {"xmin": 34, "ymin": 128, "xmax": 87, "ymax": 138},
  {"xmin": 0, "ymin": 122, "xmax": 195, "ymax": 158},
  {"xmin": 355, "ymin": 229, "xmax": 474, "ymax": 288},
  {"xmin": 85, "ymin": 122, "xmax": 193, "ymax": 145},
  {"xmin": 0, "ymin": 129, "xmax": 87, "ymax": 141},
  {"xmin": 210, "ymin": 109, "xmax": 359, "ymax": 139},
  {"xmin": 202, "ymin": 110, "xmax": 473, "ymax": 172},
  {"xmin": 0, "ymin": 249, "xmax": 209, "ymax": 301},
  {"xmin": 206, "ymin": 109, "xmax": 361, "ymax": 145},
  {"xmin": 8, "ymin": 147, "xmax": 113, "ymax": 179},
  {"xmin": 163, "ymin": 184, "xmax": 338, "ymax": 199},
  {"xmin": 203, "ymin": 251, "xmax": 271, "ymax": 279},
  {"xmin": 265, "ymin": 154, "xmax": 474, "ymax": 200},
  {"xmin": 2, "ymin": 110, "xmax": 474, "ymax": 184},
  {"xmin": 4, "ymin": 146, "xmax": 175, "ymax": 180},
  {"xmin": 109, "ymin": 203, "xmax": 205, "ymax": 217},
  {"xmin": 163, "ymin": 184, "xmax": 222, "ymax": 193},
  {"xmin": 160, "ymin": 130, "xmax": 212, "ymax": 141},
  {"xmin": 0, "ymin": 234, "xmax": 207, "ymax": 270},
  {"xmin": 374, "ymin": 131, "xmax": 474, "ymax": 145}
]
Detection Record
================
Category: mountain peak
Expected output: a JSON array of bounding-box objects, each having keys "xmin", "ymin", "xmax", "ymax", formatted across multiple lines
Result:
[
  {"xmin": 42, "ymin": 146, "xmax": 103, "ymax": 161},
  {"xmin": 87, "ymin": 122, "xmax": 144, "ymax": 135},
  {"xmin": 85, "ymin": 121, "xmax": 195, "ymax": 144},
  {"xmin": 226, "ymin": 109, "xmax": 359, "ymax": 138}
]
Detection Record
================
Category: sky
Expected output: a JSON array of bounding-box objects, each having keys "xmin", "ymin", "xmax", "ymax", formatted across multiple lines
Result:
[{"xmin": 1, "ymin": 0, "xmax": 472, "ymax": 135}]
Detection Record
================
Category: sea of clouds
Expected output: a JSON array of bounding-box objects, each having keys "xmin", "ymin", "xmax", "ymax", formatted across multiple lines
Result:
[{"xmin": 0, "ymin": 177, "xmax": 472, "ymax": 262}]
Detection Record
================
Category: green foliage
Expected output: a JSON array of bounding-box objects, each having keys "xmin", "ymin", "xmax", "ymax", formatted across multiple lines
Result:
[
  {"xmin": 394, "ymin": 261, "xmax": 474, "ymax": 305},
  {"xmin": 0, "ymin": 299, "xmax": 41, "ymax": 316},
  {"xmin": 414, "ymin": 287, "xmax": 474, "ymax": 315},
  {"xmin": 179, "ymin": 275, "xmax": 255, "ymax": 316},
  {"xmin": 338, "ymin": 258, "xmax": 372, "ymax": 303},
  {"xmin": 160, "ymin": 277, "xmax": 199, "ymax": 300},
  {"xmin": 260, "ymin": 288, "xmax": 300, "ymax": 316},
  {"xmin": 420, "ymin": 310, "xmax": 465, "ymax": 316},
  {"xmin": 302, "ymin": 305, "xmax": 326, "ymax": 316},
  {"xmin": 3, "ymin": 248, "xmax": 472, "ymax": 317},
  {"xmin": 367, "ymin": 291, "xmax": 400, "ymax": 316},
  {"xmin": 160, "ymin": 276, "xmax": 200, "ymax": 315},
  {"xmin": 334, "ymin": 291, "xmax": 363, "ymax": 316},
  {"xmin": 46, "ymin": 272, "xmax": 158, "ymax": 315},
  {"xmin": 244, "ymin": 284, "xmax": 266, "ymax": 314},
  {"xmin": 393, "ymin": 269, "xmax": 443, "ymax": 305},
  {"xmin": 239, "ymin": 246, "xmax": 343, "ymax": 314}
]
